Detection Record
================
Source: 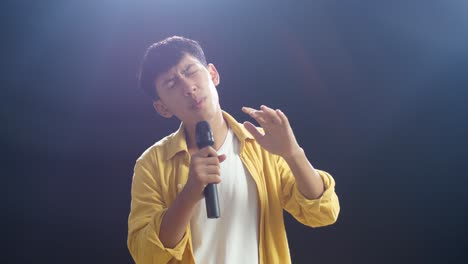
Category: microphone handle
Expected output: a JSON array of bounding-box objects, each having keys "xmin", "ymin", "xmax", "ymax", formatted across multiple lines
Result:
[{"xmin": 204, "ymin": 183, "xmax": 220, "ymax": 218}]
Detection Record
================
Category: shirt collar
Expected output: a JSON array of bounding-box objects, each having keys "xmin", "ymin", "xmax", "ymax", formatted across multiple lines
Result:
[{"xmin": 164, "ymin": 111, "xmax": 254, "ymax": 160}]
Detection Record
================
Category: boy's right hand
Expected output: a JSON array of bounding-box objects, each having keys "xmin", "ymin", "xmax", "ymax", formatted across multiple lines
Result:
[{"xmin": 184, "ymin": 146, "xmax": 226, "ymax": 201}]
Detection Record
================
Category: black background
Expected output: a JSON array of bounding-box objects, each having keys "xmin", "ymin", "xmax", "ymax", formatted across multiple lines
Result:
[{"xmin": 3, "ymin": 0, "xmax": 468, "ymax": 263}]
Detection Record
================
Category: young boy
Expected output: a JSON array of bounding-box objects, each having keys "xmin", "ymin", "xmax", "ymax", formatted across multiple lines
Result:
[{"xmin": 127, "ymin": 36, "xmax": 340, "ymax": 264}]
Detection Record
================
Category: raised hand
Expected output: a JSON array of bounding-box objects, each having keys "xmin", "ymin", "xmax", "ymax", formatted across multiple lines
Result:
[{"xmin": 242, "ymin": 105, "xmax": 302, "ymax": 159}]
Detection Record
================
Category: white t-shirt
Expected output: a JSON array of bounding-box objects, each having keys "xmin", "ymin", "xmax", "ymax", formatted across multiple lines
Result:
[{"xmin": 190, "ymin": 128, "xmax": 259, "ymax": 264}]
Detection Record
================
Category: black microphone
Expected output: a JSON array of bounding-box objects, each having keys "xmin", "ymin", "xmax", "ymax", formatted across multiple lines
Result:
[{"xmin": 195, "ymin": 121, "xmax": 220, "ymax": 219}]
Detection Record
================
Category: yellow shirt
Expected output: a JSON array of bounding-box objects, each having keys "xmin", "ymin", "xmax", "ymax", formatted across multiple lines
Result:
[{"xmin": 127, "ymin": 112, "xmax": 340, "ymax": 264}]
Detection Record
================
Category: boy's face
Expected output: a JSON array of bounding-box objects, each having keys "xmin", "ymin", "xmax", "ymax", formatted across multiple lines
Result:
[{"xmin": 153, "ymin": 54, "xmax": 221, "ymax": 126}]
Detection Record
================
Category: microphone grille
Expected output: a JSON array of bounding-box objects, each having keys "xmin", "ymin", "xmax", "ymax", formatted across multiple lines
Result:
[{"xmin": 195, "ymin": 121, "xmax": 214, "ymax": 149}]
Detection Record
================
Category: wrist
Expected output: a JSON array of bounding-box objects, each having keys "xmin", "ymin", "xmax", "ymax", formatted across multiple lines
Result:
[
  {"xmin": 179, "ymin": 181, "xmax": 204, "ymax": 205},
  {"xmin": 282, "ymin": 146, "xmax": 305, "ymax": 163}
]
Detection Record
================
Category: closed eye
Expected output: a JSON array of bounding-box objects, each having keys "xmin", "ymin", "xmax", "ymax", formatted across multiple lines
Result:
[
  {"xmin": 187, "ymin": 68, "xmax": 198, "ymax": 76},
  {"xmin": 166, "ymin": 79, "xmax": 176, "ymax": 89},
  {"xmin": 183, "ymin": 64, "xmax": 199, "ymax": 76}
]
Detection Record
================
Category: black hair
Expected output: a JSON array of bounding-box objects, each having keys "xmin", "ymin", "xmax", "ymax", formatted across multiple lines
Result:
[{"xmin": 138, "ymin": 36, "xmax": 208, "ymax": 100}]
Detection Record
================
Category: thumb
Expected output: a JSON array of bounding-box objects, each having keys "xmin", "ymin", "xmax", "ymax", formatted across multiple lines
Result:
[
  {"xmin": 218, "ymin": 154, "xmax": 227, "ymax": 163},
  {"xmin": 243, "ymin": 121, "xmax": 264, "ymax": 141}
]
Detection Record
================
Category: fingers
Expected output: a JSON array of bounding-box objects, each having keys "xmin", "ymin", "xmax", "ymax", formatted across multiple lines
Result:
[
  {"xmin": 242, "ymin": 106, "xmax": 267, "ymax": 125},
  {"xmin": 276, "ymin": 108, "xmax": 290, "ymax": 126},
  {"xmin": 205, "ymin": 165, "xmax": 222, "ymax": 184},
  {"xmin": 190, "ymin": 147, "xmax": 226, "ymax": 186},
  {"xmin": 243, "ymin": 121, "xmax": 265, "ymax": 141},
  {"xmin": 197, "ymin": 146, "xmax": 219, "ymax": 158},
  {"xmin": 205, "ymin": 164, "xmax": 221, "ymax": 174},
  {"xmin": 259, "ymin": 105, "xmax": 282, "ymax": 124},
  {"xmin": 242, "ymin": 105, "xmax": 285, "ymax": 126}
]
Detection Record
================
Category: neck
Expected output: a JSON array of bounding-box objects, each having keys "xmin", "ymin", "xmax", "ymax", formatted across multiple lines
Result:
[{"xmin": 185, "ymin": 112, "xmax": 228, "ymax": 152}]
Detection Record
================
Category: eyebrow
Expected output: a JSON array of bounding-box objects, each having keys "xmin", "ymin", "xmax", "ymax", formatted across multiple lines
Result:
[
  {"xmin": 181, "ymin": 63, "xmax": 196, "ymax": 74},
  {"xmin": 162, "ymin": 63, "xmax": 197, "ymax": 86}
]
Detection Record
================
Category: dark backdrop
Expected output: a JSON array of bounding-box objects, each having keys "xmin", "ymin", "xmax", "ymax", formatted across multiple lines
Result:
[{"xmin": 3, "ymin": 0, "xmax": 468, "ymax": 263}]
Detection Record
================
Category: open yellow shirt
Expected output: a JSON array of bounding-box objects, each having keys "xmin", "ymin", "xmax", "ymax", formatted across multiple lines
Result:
[{"xmin": 128, "ymin": 112, "xmax": 340, "ymax": 264}]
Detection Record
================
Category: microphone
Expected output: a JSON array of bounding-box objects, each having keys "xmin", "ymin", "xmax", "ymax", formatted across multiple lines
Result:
[{"xmin": 195, "ymin": 121, "xmax": 221, "ymax": 219}]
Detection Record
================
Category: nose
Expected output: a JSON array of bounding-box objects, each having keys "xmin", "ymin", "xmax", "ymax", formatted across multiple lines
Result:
[{"xmin": 181, "ymin": 78, "xmax": 197, "ymax": 96}]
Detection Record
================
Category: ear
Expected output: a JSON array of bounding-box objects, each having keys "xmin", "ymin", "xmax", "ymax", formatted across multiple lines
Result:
[
  {"xmin": 153, "ymin": 100, "xmax": 174, "ymax": 119},
  {"xmin": 207, "ymin": 63, "xmax": 220, "ymax": 86}
]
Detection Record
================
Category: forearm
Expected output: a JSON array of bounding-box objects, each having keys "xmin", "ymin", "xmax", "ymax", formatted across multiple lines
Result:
[
  {"xmin": 283, "ymin": 148, "xmax": 324, "ymax": 199},
  {"xmin": 159, "ymin": 187, "xmax": 200, "ymax": 248}
]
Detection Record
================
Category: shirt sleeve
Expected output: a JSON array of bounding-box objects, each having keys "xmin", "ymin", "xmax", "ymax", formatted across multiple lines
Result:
[
  {"xmin": 278, "ymin": 156, "xmax": 340, "ymax": 227},
  {"xmin": 127, "ymin": 158, "xmax": 190, "ymax": 264}
]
